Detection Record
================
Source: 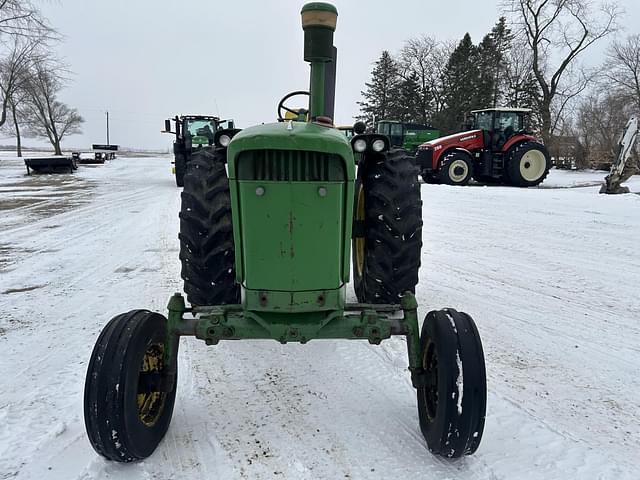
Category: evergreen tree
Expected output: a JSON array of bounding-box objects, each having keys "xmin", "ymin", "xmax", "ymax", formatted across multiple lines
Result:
[
  {"xmin": 477, "ymin": 17, "xmax": 513, "ymax": 107},
  {"xmin": 396, "ymin": 71, "xmax": 422, "ymax": 123},
  {"xmin": 436, "ymin": 33, "xmax": 482, "ymax": 134},
  {"xmin": 357, "ymin": 50, "xmax": 401, "ymax": 126}
]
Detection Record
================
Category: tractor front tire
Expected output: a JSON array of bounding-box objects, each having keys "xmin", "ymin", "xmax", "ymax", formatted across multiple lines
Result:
[
  {"xmin": 438, "ymin": 151, "xmax": 473, "ymax": 186},
  {"xmin": 505, "ymin": 142, "xmax": 550, "ymax": 187},
  {"xmin": 352, "ymin": 148, "xmax": 423, "ymax": 304},
  {"xmin": 417, "ymin": 309, "xmax": 486, "ymax": 458},
  {"xmin": 179, "ymin": 148, "xmax": 239, "ymax": 306},
  {"xmin": 84, "ymin": 310, "xmax": 177, "ymax": 462},
  {"xmin": 174, "ymin": 154, "xmax": 186, "ymax": 187}
]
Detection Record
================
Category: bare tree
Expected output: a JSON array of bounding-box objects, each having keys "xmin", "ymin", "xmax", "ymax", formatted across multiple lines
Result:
[
  {"xmin": 574, "ymin": 90, "xmax": 634, "ymax": 168},
  {"xmin": 503, "ymin": 38, "xmax": 542, "ymax": 133},
  {"xmin": 398, "ymin": 37, "xmax": 454, "ymax": 124},
  {"xmin": 604, "ymin": 34, "xmax": 640, "ymax": 112},
  {"xmin": 1, "ymin": 80, "xmax": 34, "ymax": 156},
  {"xmin": 21, "ymin": 61, "xmax": 84, "ymax": 155},
  {"xmin": 503, "ymin": 0, "xmax": 620, "ymax": 145},
  {"xmin": 0, "ymin": 0, "xmax": 52, "ymax": 39},
  {"xmin": 0, "ymin": 35, "xmax": 44, "ymax": 127}
]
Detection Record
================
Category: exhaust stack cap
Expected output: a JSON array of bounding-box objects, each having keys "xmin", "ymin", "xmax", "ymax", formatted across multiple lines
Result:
[{"xmin": 301, "ymin": 3, "xmax": 338, "ymax": 62}]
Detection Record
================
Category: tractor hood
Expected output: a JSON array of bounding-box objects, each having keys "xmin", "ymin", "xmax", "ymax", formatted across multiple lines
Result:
[
  {"xmin": 227, "ymin": 121, "xmax": 354, "ymax": 180},
  {"xmin": 418, "ymin": 129, "xmax": 483, "ymax": 150}
]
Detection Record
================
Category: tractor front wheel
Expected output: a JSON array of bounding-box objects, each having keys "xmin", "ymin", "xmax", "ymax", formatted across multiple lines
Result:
[
  {"xmin": 438, "ymin": 151, "xmax": 473, "ymax": 186},
  {"xmin": 352, "ymin": 148, "xmax": 422, "ymax": 304},
  {"xmin": 505, "ymin": 142, "xmax": 550, "ymax": 187},
  {"xmin": 84, "ymin": 310, "xmax": 177, "ymax": 462},
  {"xmin": 417, "ymin": 309, "xmax": 486, "ymax": 458}
]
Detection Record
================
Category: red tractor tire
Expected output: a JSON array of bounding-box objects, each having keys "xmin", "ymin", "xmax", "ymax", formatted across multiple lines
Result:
[
  {"xmin": 505, "ymin": 142, "xmax": 550, "ymax": 187},
  {"xmin": 437, "ymin": 151, "xmax": 473, "ymax": 186}
]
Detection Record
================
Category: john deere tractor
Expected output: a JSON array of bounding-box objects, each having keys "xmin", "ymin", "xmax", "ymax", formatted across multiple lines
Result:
[
  {"xmin": 85, "ymin": 3, "xmax": 487, "ymax": 462},
  {"xmin": 162, "ymin": 115, "xmax": 238, "ymax": 187},
  {"xmin": 376, "ymin": 120, "xmax": 440, "ymax": 153}
]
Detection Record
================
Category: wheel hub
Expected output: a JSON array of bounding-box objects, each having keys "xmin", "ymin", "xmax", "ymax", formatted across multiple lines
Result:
[
  {"xmin": 137, "ymin": 343, "xmax": 167, "ymax": 427},
  {"xmin": 448, "ymin": 159, "xmax": 469, "ymax": 183},
  {"xmin": 421, "ymin": 339, "xmax": 439, "ymax": 421},
  {"xmin": 520, "ymin": 150, "xmax": 546, "ymax": 182}
]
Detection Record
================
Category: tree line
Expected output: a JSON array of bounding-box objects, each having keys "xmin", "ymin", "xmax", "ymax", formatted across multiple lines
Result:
[
  {"xmin": 359, "ymin": 0, "xmax": 639, "ymax": 169},
  {"xmin": 0, "ymin": 0, "xmax": 83, "ymax": 156}
]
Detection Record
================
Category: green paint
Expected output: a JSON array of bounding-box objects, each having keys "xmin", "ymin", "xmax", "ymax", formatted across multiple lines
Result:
[
  {"xmin": 190, "ymin": 135, "xmax": 210, "ymax": 145},
  {"xmin": 243, "ymin": 287, "xmax": 345, "ymax": 313},
  {"xmin": 194, "ymin": 305, "xmax": 395, "ymax": 346},
  {"xmin": 309, "ymin": 62, "xmax": 326, "ymax": 119},
  {"xmin": 164, "ymin": 293, "xmax": 185, "ymax": 369},
  {"xmin": 227, "ymin": 121, "xmax": 355, "ymax": 292},
  {"xmin": 237, "ymin": 181, "xmax": 344, "ymax": 291},
  {"xmin": 376, "ymin": 120, "xmax": 440, "ymax": 153},
  {"xmin": 400, "ymin": 292, "xmax": 422, "ymax": 372}
]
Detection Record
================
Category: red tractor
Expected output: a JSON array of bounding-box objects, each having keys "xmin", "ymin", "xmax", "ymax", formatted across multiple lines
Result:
[{"xmin": 417, "ymin": 108, "xmax": 551, "ymax": 187}]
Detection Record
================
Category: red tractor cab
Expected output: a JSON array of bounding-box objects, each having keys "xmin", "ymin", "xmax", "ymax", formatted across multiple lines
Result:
[{"xmin": 417, "ymin": 108, "xmax": 551, "ymax": 187}]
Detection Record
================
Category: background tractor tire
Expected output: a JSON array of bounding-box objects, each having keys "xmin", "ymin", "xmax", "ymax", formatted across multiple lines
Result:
[
  {"xmin": 174, "ymin": 153, "xmax": 186, "ymax": 187},
  {"xmin": 472, "ymin": 174, "xmax": 501, "ymax": 185},
  {"xmin": 421, "ymin": 171, "xmax": 440, "ymax": 184},
  {"xmin": 505, "ymin": 142, "xmax": 550, "ymax": 187},
  {"xmin": 84, "ymin": 310, "xmax": 177, "ymax": 462},
  {"xmin": 417, "ymin": 309, "xmax": 487, "ymax": 458},
  {"xmin": 352, "ymin": 148, "xmax": 423, "ymax": 304},
  {"xmin": 179, "ymin": 148, "xmax": 239, "ymax": 306},
  {"xmin": 437, "ymin": 151, "xmax": 473, "ymax": 186}
]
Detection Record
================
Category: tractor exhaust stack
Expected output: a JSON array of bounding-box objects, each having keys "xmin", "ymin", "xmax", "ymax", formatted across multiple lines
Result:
[{"xmin": 301, "ymin": 2, "xmax": 337, "ymax": 121}]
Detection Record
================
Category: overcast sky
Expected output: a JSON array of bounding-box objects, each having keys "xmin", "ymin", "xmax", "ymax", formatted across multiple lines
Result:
[{"xmin": 3, "ymin": 0, "xmax": 639, "ymax": 151}]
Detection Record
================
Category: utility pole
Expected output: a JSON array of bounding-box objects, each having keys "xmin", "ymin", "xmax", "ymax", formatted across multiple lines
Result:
[{"xmin": 106, "ymin": 110, "xmax": 110, "ymax": 145}]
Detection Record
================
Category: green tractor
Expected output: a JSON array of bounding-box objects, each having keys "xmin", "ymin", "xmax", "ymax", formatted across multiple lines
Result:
[
  {"xmin": 376, "ymin": 120, "xmax": 440, "ymax": 153},
  {"xmin": 162, "ymin": 115, "xmax": 238, "ymax": 187},
  {"xmin": 84, "ymin": 2, "xmax": 487, "ymax": 462}
]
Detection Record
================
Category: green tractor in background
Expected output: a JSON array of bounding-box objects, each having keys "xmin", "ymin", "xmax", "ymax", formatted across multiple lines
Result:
[
  {"xmin": 376, "ymin": 120, "xmax": 440, "ymax": 153},
  {"xmin": 84, "ymin": 2, "xmax": 487, "ymax": 462},
  {"xmin": 162, "ymin": 115, "xmax": 238, "ymax": 187}
]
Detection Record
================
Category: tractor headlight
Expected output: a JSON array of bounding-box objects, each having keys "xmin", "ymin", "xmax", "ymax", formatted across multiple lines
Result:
[
  {"xmin": 218, "ymin": 134, "xmax": 231, "ymax": 147},
  {"xmin": 372, "ymin": 139, "xmax": 385, "ymax": 152},
  {"xmin": 353, "ymin": 138, "xmax": 367, "ymax": 153}
]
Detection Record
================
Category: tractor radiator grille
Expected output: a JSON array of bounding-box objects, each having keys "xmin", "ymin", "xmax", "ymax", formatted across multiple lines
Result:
[{"xmin": 236, "ymin": 149, "xmax": 345, "ymax": 182}]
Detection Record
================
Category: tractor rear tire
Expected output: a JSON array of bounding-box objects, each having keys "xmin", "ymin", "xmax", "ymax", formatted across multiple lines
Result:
[
  {"xmin": 84, "ymin": 310, "xmax": 177, "ymax": 462},
  {"xmin": 438, "ymin": 151, "xmax": 473, "ymax": 186},
  {"xmin": 174, "ymin": 154, "xmax": 186, "ymax": 187},
  {"xmin": 505, "ymin": 142, "xmax": 550, "ymax": 187},
  {"xmin": 352, "ymin": 148, "xmax": 423, "ymax": 304},
  {"xmin": 417, "ymin": 309, "xmax": 486, "ymax": 458},
  {"xmin": 179, "ymin": 148, "xmax": 239, "ymax": 306}
]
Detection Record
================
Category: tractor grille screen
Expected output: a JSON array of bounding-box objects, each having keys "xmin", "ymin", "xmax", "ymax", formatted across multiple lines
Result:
[{"xmin": 236, "ymin": 149, "xmax": 345, "ymax": 182}]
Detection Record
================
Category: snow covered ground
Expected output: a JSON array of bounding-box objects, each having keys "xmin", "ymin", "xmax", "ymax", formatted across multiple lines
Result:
[{"xmin": 1, "ymin": 155, "xmax": 639, "ymax": 479}]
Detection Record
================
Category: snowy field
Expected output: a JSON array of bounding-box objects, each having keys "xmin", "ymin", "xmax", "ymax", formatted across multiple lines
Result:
[{"xmin": 1, "ymin": 155, "xmax": 639, "ymax": 479}]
